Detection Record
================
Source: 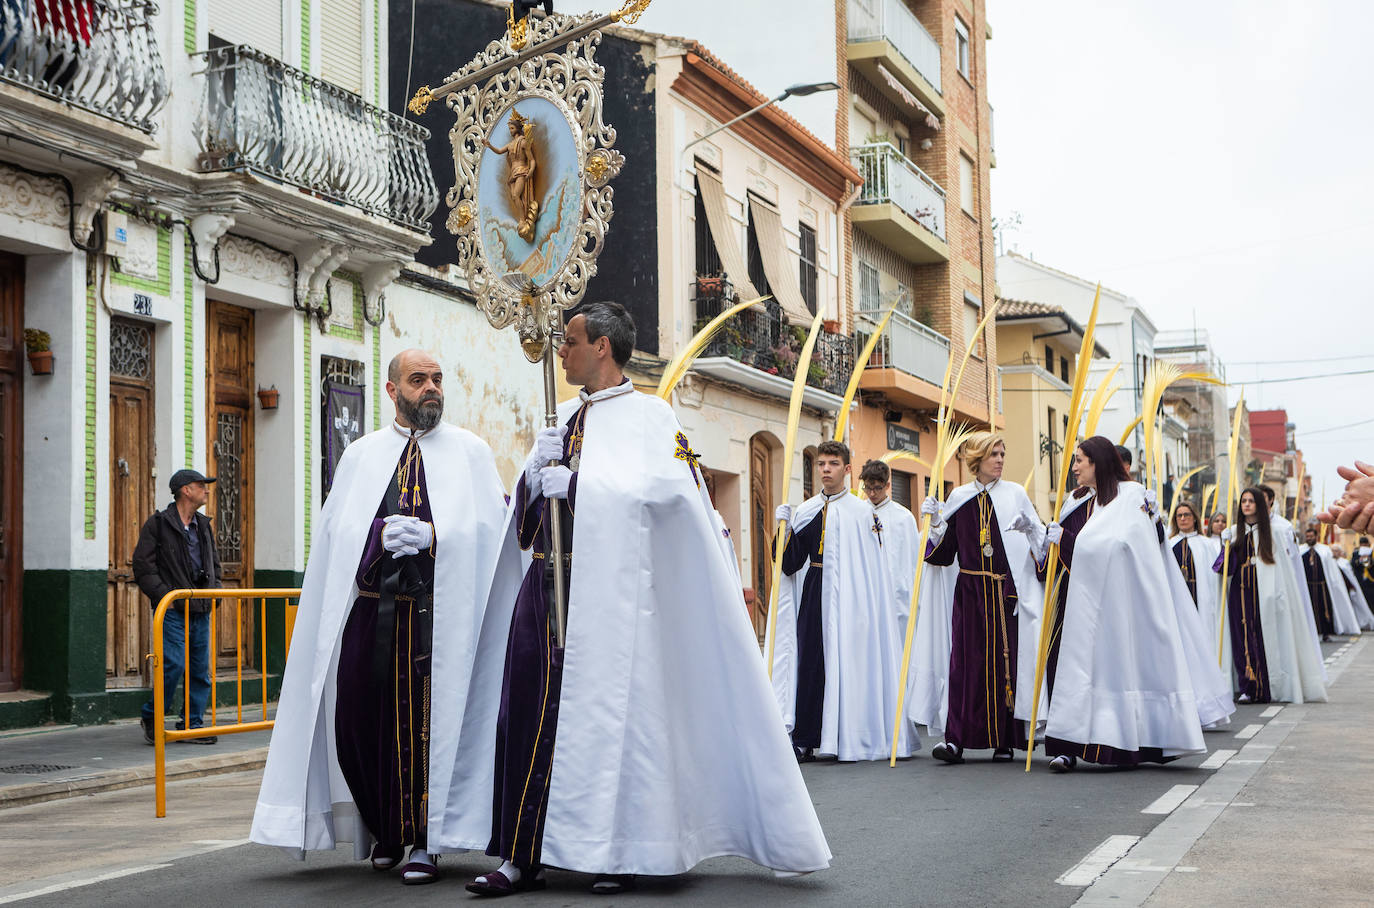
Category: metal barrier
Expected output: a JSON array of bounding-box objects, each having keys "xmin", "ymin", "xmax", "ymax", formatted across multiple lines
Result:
[{"xmin": 151, "ymin": 587, "xmax": 300, "ymax": 817}]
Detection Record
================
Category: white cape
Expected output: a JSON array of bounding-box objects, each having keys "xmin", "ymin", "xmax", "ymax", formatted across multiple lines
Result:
[
  {"xmin": 873, "ymin": 497, "xmax": 919, "ymax": 646},
  {"xmin": 1045, "ymin": 483, "xmax": 1214, "ymax": 756},
  {"xmin": 1166, "ymin": 532, "xmax": 1233, "ymax": 727},
  {"xmin": 1271, "ymin": 515, "xmax": 1327, "ymax": 680},
  {"xmin": 1336, "ymin": 558, "xmax": 1374, "ymax": 629},
  {"xmin": 1302, "ymin": 543, "xmax": 1363, "ymax": 636},
  {"xmin": 455, "ymin": 389, "xmax": 831, "ymax": 875},
  {"xmin": 250, "ymin": 423, "xmax": 517, "ymax": 855},
  {"xmin": 1170, "ymin": 533, "xmax": 1223, "ymax": 661},
  {"xmin": 908, "ymin": 480, "xmax": 1046, "ymax": 738},
  {"xmin": 770, "ymin": 490, "xmax": 917, "ymax": 760}
]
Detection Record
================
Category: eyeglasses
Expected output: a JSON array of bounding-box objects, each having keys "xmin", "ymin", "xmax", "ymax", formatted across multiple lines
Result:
[{"xmin": 862, "ymin": 483, "xmax": 887, "ymax": 492}]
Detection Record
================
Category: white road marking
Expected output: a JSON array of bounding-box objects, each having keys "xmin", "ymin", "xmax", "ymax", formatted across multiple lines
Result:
[
  {"xmin": 1234, "ymin": 723, "xmax": 1264, "ymax": 740},
  {"xmin": 1057, "ymin": 835, "xmax": 1140, "ymax": 887},
  {"xmin": 1141, "ymin": 784, "xmax": 1199, "ymax": 815},
  {"xmin": 0, "ymin": 865, "xmax": 171, "ymax": 905},
  {"xmin": 1259, "ymin": 706, "xmax": 1282, "ymax": 718},
  {"xmin": 1200, "ymin": 749, "xmax": 1238, "ymax": 770}
]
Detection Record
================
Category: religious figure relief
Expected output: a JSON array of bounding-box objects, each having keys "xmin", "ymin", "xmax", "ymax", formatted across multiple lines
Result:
[{"xmin": 484, "ymin": 109, "xmax": 540, "ymax": 241}]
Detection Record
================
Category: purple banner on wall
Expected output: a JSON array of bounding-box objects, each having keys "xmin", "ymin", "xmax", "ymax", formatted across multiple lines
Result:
[{"xmin": 323, "ymin": 381, "xmax": 366, "ymax": 498}]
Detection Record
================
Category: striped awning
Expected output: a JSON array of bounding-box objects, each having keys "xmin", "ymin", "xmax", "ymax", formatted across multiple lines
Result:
[
  {"xmin": 748, "ymin": 196, "xmax": 813, "ymax": 325},
  {"xmin": 694, "ymin": 165, "xmax": 762, "ymax": 302}
]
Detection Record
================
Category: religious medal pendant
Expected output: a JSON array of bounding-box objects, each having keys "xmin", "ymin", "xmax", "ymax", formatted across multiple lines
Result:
[
  {"xmin": 980, "ymin": 526, "xmax": 993, "ymax": 558},
  {"xmin": 569, "ymin": 452, "xmax": 580, "ymax": 471}
]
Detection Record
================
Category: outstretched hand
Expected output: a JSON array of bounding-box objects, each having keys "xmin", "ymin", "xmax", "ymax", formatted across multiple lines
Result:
[{"xmin": 1318, "ymin": 461, "xmax": 1374, "ymax": 533}]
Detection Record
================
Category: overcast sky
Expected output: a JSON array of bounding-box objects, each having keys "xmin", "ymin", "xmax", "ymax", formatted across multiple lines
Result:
[
  {"xmin": 986, "ymin": 0, "xmax": 1374, "ymax": 507},
  {"xmin": 607, "ymin": 0, "xmax": 1371, "ymax": 507}
]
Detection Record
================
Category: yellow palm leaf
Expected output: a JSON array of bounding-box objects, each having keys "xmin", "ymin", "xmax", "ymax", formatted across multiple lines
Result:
[
  {"xmin": 1201, "ymin": 483, "xmax": 1217, "ymax": 518},
  {"xmin": 1082, "ymin": 365, "xmax": 1122, "ymax": 439},
  {"xmin": 1118, "ymin": 414, "xmax": 1143, "ymax": 446},
  {"xmin": 834, "ymin": 299, "xmax": 903, "ymax": 441},
  {"xmin": 881, "ymin": 450, "xmax": 931, "ymax": 472},
  {"xmin": 656, "ymin": 295, "xmax": 769, "ymax": 399},
  {"xmin": 764, "ymin": 311, "xmax": 826, "ymax": 680},
  {"xmin": 1167, "ymin": 464, "xmax": 1208, "ymax": 529},
  {"xmin": 1217, "ymin": 387, "xmax": 1246, "ymax": 664}
]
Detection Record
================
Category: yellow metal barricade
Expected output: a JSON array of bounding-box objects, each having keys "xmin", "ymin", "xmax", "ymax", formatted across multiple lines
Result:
[{"xmin": 151, "ymin": 588, "xmax": 300, "ymax": 817}]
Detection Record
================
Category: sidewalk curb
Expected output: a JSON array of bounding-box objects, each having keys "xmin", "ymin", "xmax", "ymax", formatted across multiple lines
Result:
[{"xmin": 0, "ymin": 747, "xmax": 267, "ymax": 810}]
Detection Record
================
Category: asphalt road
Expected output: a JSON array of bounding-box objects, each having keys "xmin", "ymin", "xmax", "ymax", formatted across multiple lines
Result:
[{"xmin": 0, "ymin": 641, "xmax": 1352, "ymax": 908}]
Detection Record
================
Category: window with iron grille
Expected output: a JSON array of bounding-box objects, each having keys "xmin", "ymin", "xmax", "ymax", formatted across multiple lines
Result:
[
  {"xmin": 694, "ymin": 178, "xmax": 722, "ymax": 277},
  {"xmin": 1060, "ymin": 356, "xmax": 1069, "ymax": 383},
  {"xmin": 1044, "ymin": 344, "xmax": 1053, "ymax": 373},
  {"xmin": 798, "ymin": 222, "xmax": 818, "ymax": 314},
  {"xmin": 746, "ymin": 205, "xmax": 772, "ymax": 299},
  {"xmin": 858, "ymin": 261, "xmax": 880, "ymax": 310},
  {"xmin": 321, "ymin": 356, "xmax": 366, "ymax": 499},
  {"xmin": 803, "ymin": 448, "xmax": 816, "ymax": 499}
]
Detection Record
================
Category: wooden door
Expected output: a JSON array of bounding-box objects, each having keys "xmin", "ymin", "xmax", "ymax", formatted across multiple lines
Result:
[
  {"xmin": 748, "ymin": 435, "xmax": 775, "ymax": 646},
  {"xmin": 206, "ymin": 302, "xmax": 255, "ymax": 670},
  {"xmin": 107, "ymin": 318, "xmax": 155, "ymax": 687},
  {"xmin": 0, "ymin": 252, "xmax": 22, "ymax": 691}
]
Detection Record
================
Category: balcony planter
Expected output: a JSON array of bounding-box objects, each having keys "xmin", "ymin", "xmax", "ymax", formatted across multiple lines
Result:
[
  {"xmin": 823, "ymin": 319, "xmax": 841, "ymax": 334},
  {"xmin": 24, "ymin": 329, "xmax": 52, "ymax": 375},
  {"xmin": 695, "ymin": 275, "xmax": 727, "ymax": 297},
  {"xmin": 257, "ymin": 387, "xmax": 280, "ymax": 410}
]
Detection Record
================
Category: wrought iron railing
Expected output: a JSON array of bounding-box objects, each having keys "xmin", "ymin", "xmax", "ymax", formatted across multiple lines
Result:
[
  {"xmin": 851, "ymin": 142, "xmax": 946, "ymax": 241},
  {"xmin": 847, "ymin": 0, "xmax": 942, "ymax": 93},
  {"xmin": 692, "ymin": 277, "xmax": 852, "ymax": 397},
  {"xmin": 856, "ymin": 307, "xmax": 951, "ymax": 387},
  {"xmin": 0, "ymin": 0, "xmax": 168, "ymax": 133},
  {"xmin": 195, "ymin": 45, "xmax": 439, "ymax": 231}
]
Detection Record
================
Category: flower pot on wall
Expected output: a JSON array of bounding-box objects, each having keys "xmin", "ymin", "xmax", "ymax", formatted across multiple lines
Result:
[
  {"xmin": 822, "ymin": 319, "xmax": 840, "ymax": 334},
  {"xmin": 257, "ymin": 387, "xmax": 279, "ymax": 410},
  {"xmin": 27, "ymin": 351, "xmax": 53, "ymax": 375}
]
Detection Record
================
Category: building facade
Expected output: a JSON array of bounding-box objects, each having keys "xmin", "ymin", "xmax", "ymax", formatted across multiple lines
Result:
[
  {"xmin": 840, "ymin": 0, "xmax": 1001, "ymax": 504},
  {"xmin": 1154, "ymin": 328, "xmax": 1230, "ymax": 503},
  {"xmin": 993, "ymin": 300, "xmax": 1108, "ymax": 517}
]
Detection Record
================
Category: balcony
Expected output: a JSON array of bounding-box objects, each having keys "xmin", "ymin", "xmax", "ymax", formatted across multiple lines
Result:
[
  {"xmin": 195, "ymin": 45, "xmax": 439, "ymax": 235},
  {"xmin": 855, "ymin": 308, "xmax": 950, "ymax": 410},
  {"xmin": 850, "ymin": 143, "xmax": 949, "ymax": 263},
  {"xmin": 847, "ymin": 0, "xmax": 944, "ymax": 120},
  {"xmin": 0, "ymin": 0, "xmax": 167, "ymax": 167},
  {"xmin": 688, "ymin": 277, "xmax": 853, "ymax": 410}
]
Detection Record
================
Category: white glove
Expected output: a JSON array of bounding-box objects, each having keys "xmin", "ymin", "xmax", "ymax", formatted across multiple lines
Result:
[
  {"xmin": 920, "ymin": 496, "xmax": 944, "ymax": 525},
  {"xmin": 1008, "ymin": 512, "xmax": 1039, "ymax": 535},
  {"xmin": 775, "ymin": 503, "xmax": 793, "ymax": 525},
  {"xmin": 1221, "ymin": 526, "xmax": 1236, "ymax": 544},
  {"xmin": 525, "ymin": 426, "xmax": 568, "ymax": 494},
  {"xmin": 539, "ymin": 465, "xmax": 573, "ymax": 500},
  {"xmin": 382, "ymin": 515, "xmax": 434, "ymax": 559},
  {"xmin": 1143, "ymin": 488, "xmax": 1160, "ymax": 518},
  {"xmin": 1046, "ymin": 522, "xmax": 1064, "ymax": 546}
]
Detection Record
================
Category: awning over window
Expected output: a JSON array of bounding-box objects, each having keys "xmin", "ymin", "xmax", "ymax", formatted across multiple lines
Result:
[
  {"xmin": 694, "ymin": 165, "xmax": 761, "ymax": 303},
  {"xmin": 877, "ymin": 61, "xmax": 940, "ymax": 132},
  {"xmin": 749, "ymin": 197, "xmax": 813, "ymax": 325}
]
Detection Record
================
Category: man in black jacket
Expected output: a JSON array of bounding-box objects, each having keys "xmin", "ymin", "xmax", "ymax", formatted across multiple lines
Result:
[{"xmin": 132, "ymin": 469, "xmax": 223, "ymax": 745}]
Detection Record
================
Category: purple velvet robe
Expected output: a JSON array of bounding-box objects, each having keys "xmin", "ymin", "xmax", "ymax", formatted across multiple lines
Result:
[
  {"xmin": 1301, "ymin": 547, "xmax": 1336, "ymax": 637},
  {"xmin": 924, "ymin": 491, "xmax": 1023, "ymax": 752},
  {"xmin": 334, "ymin": 437, "xmax": 436, "ymax": 851},
  {"xmin": 487, "ymin": 404, "xmax": 583, "ymax": 870},
  {"xmin": 1217, "ymin": 529, "xmax": 1271, "ymax": 703},
  {"xmin": 1172, "ymin": 538, "xmax": 1198, "ymax": 606}
]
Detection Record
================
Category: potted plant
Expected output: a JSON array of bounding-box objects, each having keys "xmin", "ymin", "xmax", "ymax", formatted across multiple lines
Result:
[
  {"xmin": 23, "ymin": 329, "xmax": 52, "ymax": 375},
  {"xmin": 807, "ymin": 362, "xmax": 828, "ymax": 386},
  {"xmin": 822, "ymin": 318, "xmax": 841, "ymax": 334},
  {"xmin": 694, "ymin": 274, "xmax": 726, "ymax": 297},
  {"xmin": 257, "ymin": 385, "xmax": 279, "ymax": 410}
]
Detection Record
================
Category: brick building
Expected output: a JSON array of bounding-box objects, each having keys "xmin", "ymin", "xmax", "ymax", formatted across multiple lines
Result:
[{"xmin": 839, "ymin": 0, "xmax": 1001, "ymax": 504}]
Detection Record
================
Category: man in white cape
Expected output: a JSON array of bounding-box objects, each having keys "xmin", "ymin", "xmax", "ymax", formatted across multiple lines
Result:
[
  {"xmin": 908, "ymin": 434, "xmax": 1046, "ymax": 762},
  {"xmin": 1301, "ymin": 526, "xmax": 1363, "ymax": 637},
  {"xmin": 1264, "ymin": 489, "xmax": 1327, "ymax": 680},
  {"xmin": 250, "ymin": 350, "xmax": 519, "ymax": 884},
  {"xmin": 770, "ymin": 442, "xmax": 917, "ymax": 763},
  {"xmin": 464, "ymin": 304, "xmax": 829, "ymax": 897},
  {"xmin": 859, "ymin": 459, "xmax": 920, "ymax": 650}
]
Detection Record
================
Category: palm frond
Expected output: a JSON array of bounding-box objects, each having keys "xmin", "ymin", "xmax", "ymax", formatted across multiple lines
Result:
[{"xmin": 656, "ymin": 295, "xmax": 769, "ymax": 399}]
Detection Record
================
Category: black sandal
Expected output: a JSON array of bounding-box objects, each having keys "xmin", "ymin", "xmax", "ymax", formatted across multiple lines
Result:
[
  {"xmin": 466, "ymin": 868, "xmax": 547, "ymax": 897},
  {"xmin": 370, "ymin": 844, "xmax": 403, "ymax": 871},
  {"xmin": 590, "ymin": 874, "xmax": 636, "ymax": 894}
]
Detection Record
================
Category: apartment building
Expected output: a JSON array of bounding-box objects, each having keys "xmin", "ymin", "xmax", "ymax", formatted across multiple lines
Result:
[{"xmin": 839, "ymin": 0, "xmax": 1000, "ymax": 504}]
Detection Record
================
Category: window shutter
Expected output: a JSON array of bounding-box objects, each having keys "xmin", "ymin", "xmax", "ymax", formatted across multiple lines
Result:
[
  {"xmin": 319, "ymin": 0, "xmax": 365, "ymax": 94},
  {"xmin": 208, "ymin": 0, "xmax": 282, "ymax": 57}
]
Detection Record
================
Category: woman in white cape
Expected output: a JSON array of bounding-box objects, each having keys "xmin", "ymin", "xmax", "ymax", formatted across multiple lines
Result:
[{"xmin": 1043, "ymin": 436, "xmax": 1232, "ymax": 772}]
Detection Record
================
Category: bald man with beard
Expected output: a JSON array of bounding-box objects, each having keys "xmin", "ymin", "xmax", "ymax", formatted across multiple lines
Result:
[{"xmin": 252, "ymin": 350, "xmax": 520, "ymax": 885}]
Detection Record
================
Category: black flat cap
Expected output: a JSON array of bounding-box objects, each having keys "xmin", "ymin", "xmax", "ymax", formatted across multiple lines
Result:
[{"xmin": 169, "ymin": 469, "xmax": 217, "ymax": 494}]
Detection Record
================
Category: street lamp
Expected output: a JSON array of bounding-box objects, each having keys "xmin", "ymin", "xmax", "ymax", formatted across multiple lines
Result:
[{"xmin": 677, "ymin": 80, "xmax": 840, "ymax": 188}]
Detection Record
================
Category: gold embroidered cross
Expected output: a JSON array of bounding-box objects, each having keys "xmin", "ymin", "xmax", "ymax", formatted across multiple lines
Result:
[{"xmin": 674, "ymin": 432, "xmax": 702, "ymax": 487}]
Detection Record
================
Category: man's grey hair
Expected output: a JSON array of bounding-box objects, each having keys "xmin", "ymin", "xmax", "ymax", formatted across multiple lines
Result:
[{"xmin": 575, "ymin": 302, "xmax": 635, "ymax": 368}]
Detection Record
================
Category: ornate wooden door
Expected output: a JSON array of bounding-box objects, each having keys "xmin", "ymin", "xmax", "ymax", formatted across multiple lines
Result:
[
  {"xmin": 206, "ymin": 301, "xmax": 255, "ymax": 670},
  {"xmin": 748, "ymin": 435, "xmax": 775, "ymax": 646},
  {"xmin": 107, "ymin": 318, "xmax": 156, "ymax": 687},
  {"xmin": 0, "ymin": 252, "xmax": 22, "ymax": 691}
]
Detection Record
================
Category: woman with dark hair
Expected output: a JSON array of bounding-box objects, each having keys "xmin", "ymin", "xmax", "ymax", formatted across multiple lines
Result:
[
  {"xmin": 1169, "ymin": 501, "xmax": 1225, "ymax": 668},
  {"xmin": 1214, "ymin": 488, "xmax": 1327, "ymax": 704},
  {"xmin": 1040, "ymin": 437, "xmax": 1232, "ymax": 772}
]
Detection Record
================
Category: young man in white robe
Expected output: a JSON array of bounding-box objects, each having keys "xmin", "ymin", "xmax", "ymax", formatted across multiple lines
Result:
[
  {"xmin": 1301, "ymin": 526, "xmax": 1363, "ymax": 637},
  {"xmin": 770, "ymin": 441, "xmax": 916, "ymax": 763},
  {"xmin": 464, "ymin": 303, "xmax": 830, "ymax": 896},
  {"xmin": 1262, "ymin": 486, "xmax": 1327, "ymax": 678},
  {"xmin": 910, "ymin": 434, "xmax": 1046, "ymax": 764},
  {"xmin": 250, "ymin": 350, "xmax": 520, "ymax": 884},
  {"xmin": 860, "ymin": 459, "xmax": 920, "ymax": 650}
]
